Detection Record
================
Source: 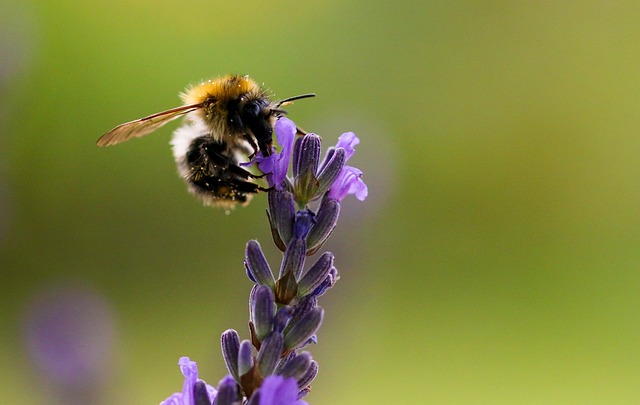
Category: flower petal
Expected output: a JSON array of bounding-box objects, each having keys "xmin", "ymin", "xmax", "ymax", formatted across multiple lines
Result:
[
  {"xmin": 257, "ymin": 375, "xmax": 308, "ymax": 405},
  {"xmin": 160, "ymin": 357, "xmax": 217, "ymax": 405},
  {"xmin": 257, "ymin": 118, "xmax": 296, "ymax": 188},
  {"xmin": 327, "ymin": 166, "xmax": 368, "ymax": 202},
  {"xmin": 335, "ymin": 132, "xmax": 360, "ymax": 161}
]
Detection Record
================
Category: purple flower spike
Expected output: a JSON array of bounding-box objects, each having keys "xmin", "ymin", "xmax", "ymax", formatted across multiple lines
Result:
[
  {"xmin": 257, "ymin": 118, "xmax": 296, "ymax": 189},
  {"xmin": 158, "ymin": 118, "xmax": 367, "ymax": 404},
  {"xmin": 327, "ymin": 166, "xmax": 368, "ymax": 202},
  {"xmin": 255, "ymin": 375, "xmax": 309, "ymax": 405}
]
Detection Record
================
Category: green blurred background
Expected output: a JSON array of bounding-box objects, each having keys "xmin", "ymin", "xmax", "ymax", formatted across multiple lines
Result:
[{"xmin": 2, "ymin": 1, "xmax": 640, "ymax": 404}]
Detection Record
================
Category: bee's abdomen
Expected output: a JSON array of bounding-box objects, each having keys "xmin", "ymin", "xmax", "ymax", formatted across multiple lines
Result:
[{"xmin": 181, "ymin": 136, "xmax": 259, "ymax": 206}]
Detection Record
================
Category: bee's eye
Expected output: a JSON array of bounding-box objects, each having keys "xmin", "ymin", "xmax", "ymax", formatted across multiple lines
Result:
[{"xmin": 243, "ymin": 101, "xmax": 261, "ymax": 119}]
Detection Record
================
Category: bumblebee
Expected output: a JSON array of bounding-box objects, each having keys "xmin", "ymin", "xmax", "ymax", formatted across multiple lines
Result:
[{"xmin": 97, "ymin": 74, "xmax": 314, "ymax": 207}]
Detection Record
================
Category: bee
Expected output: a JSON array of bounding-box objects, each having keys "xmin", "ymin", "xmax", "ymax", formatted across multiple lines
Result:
[{"xmin": 97, "ymin": 74, "xmax": 314, "ymax": 208}]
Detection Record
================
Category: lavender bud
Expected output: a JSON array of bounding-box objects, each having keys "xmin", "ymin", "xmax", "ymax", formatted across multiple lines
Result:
[
  {"xmin": 278, "ymin": 352, "xmax": 313, "ymax": 381},
  {"xmin": 256, "ymin": 333, "xmax": 284, "ymax": 377},
  {"xmin": 214, "ymin": 375, "xmax": 239, "ymax": 405},
  {"xmin": 274, "ymin": 350, "xmax": 296, "ymax": 375},
  {"xmin": 245, "ymin": 240, "xmax": 275, "ymax": 287},
  {"xmin": 306, "ymin": 198, "xmax": 340, "ymax": 256},
  {"xmin": 296, "ymin": 360, "xmax": 319, "ymax": 390},
  {"xmin": 316, "ymin": 147, "xmax": 346, "ymax": 196},
  {"xmin": 244, "ymin": 262, "xmax": 256, "ymax": 283},
  {"xmin": 251, "ymin": 285, "xmax": 275, "ymax": 341},
  {"xmin": 293, "ymin": 210, "xmax": 315, "ymax": 240},
  {"xmin": 292, "ymin": 136, "xmax": 303, "ymax": 178},
  {"xmin": 297, "ymin": 252, "xmax": 335, "ymax": 298},
  {"xmin": 318, "ymin": 146, "xmax": 337, "ymax": 173},
  {"xmin": 267, "ymin": 190, "xmax": 295, "ymax": 249},
  {"xmin": 193, "ymin": 380, "xmax": 212, "ymax": 405},
  {"xmin": 238, "ymin": 340, "xmax": 254, "ymax": 377},
  {"xmin": 279, "ymin": 238, "xmax": 307, "ymax": 280},
  {"xmin": 273, "ymin": 306, "xmax": 293, "ymax": 333},
  {"xmin": 288, "ymin": 296, "xmax": 317, "ymax": 323},
  {"xmin": 221, "ymin": 329, "xmax": 240, "ymax": 382},
  {"xmin": 293, "ymin": 134, "xmax": 320, "ymax": 179},
  {"xmin": 283, "ymin": 307, "xmax": 324, "ymax": 350},
  {"xmin": 309, "ymin": 266, "xmax": 339, "ymax": 298},
  {"xmin": 294, "ymin": 135, "xmax": 322, "ymax": 205},
  {"xmin": 266, "ymin": 210, "xmax": 286, "ymax": 252}
]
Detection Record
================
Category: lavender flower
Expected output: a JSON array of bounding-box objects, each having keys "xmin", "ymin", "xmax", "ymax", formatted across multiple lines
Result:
[
  {"xmin": 254, "ymin": 118, "xmax": 296, "ymax": 189},
  {"xmin": 161, "ymin": 117, "xmax": 367, "ymax": 404},
  {"xmin": 248, "ymin": 375, "xmax": 309, "ymax": 405},
  {"xmin": 160, "ymin": 357, "xmax": 216, "ymax": 405}
]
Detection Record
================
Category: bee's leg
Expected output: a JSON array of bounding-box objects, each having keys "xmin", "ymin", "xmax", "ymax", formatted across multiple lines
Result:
[
  {"xmin": 242, "ymin": 133, "xmax": 259, "ymax": 159},
  {"xmin": 229, "ymin": 164, "xmax": 268, "ymax": 179},
  {"xmin": 227, "ymin": 162, "xmax": 263, "ymax": 180},
  {"xmin": 204, "ymin": 146, "xmax": 264, "ymax": 180},
  {"xmin": 227, "ymin": 178, "xmax": 271, "ymax": 193}
]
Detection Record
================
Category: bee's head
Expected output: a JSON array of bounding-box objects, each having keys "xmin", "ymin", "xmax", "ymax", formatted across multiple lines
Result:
[{"xmin": 241, "ymin": 98, "xmax": 274, "ymax": 155}]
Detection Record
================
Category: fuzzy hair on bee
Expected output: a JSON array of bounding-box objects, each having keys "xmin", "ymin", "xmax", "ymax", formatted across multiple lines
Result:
[
  {"xmin": 96, "ymin": 74, "xmax": 314, "ymax": 208},
  {"xmin": 170, "ymin": 118, "xmax": 268, "ymax": 208}
]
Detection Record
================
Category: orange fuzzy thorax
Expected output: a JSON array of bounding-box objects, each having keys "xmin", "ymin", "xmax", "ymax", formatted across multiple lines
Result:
[{"xmin": 180, "ymin": 75, "xmax": 261, "ymax": 105}]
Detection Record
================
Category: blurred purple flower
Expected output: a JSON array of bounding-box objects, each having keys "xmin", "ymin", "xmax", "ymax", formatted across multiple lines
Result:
[
  {"xmin": 23, "ymin": 283, "xmax": 117, "ymax": 386},
  {"xmin": 23, "ymin": 282, "xmax": 118, "ymax": 405}
]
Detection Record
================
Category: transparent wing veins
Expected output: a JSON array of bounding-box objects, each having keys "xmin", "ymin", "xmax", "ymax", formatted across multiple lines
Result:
[{"xmin": 96, "ymin": 103, "xmax": 202, "ymax": 147}]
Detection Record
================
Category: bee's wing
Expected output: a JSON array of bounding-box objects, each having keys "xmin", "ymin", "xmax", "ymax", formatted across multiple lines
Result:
[{"xmin": 96, "ymin": 103, "xmax": 202, "ymax": 147}]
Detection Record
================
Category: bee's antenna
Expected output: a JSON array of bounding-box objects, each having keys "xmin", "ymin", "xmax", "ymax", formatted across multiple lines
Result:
[{"xmin": 276, "ymin": 93, "xmax": 316, "ymax": 107}]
